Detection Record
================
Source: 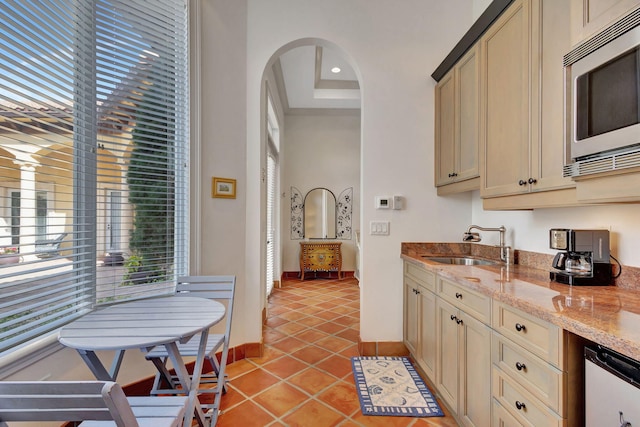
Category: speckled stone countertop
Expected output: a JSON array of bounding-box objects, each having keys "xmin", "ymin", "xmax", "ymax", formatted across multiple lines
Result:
[{"xmin": 401, "ymin": 242, "xmax": 640, "ymax": 362}]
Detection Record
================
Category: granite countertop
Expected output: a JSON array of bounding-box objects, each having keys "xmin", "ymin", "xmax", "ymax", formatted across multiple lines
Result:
[{"xmin": 401, "ymin": 243, "xmax": 640, "ymax": 362}]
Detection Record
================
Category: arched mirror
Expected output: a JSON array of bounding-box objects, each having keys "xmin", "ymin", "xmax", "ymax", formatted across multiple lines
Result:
[{"xmin": 303, "ymin": 188, "xmax": 336, "ymax": 239}]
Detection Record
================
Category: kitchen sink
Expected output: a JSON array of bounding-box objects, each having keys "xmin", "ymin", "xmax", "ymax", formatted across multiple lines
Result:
[{"xmin": 421, "ymin": 256, "xmax": 500, "ymax": 266}]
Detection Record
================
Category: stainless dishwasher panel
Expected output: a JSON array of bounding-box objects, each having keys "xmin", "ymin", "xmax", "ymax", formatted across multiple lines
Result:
[{"xmin": 585, "ymin": 346, "xmax": 640, "ymax": 427}]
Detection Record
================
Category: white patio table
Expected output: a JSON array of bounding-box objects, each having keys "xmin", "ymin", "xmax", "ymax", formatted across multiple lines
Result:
[{"xmin": 58, "ymin": 295, "xmax": 225, "ymax": 427}]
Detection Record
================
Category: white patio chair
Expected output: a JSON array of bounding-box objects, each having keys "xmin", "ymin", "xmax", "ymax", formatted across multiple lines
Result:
[
  {"xmin": 144, "ymin": 275, "xmax": 236, "ymax": 426},
  {"xmin": 0, "ymin": 380, "xmax": 187, "ymax": 427}
]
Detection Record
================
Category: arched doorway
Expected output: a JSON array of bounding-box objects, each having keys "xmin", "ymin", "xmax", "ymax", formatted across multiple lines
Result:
[{"xmin": 259, "ymin": 38, "xmax": 362, "ymax": 304}]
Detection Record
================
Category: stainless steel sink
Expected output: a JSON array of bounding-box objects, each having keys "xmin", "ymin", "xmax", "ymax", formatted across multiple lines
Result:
[{"xmin": 422, "ymin": 256, "xmax": 499, "ymax": 266}]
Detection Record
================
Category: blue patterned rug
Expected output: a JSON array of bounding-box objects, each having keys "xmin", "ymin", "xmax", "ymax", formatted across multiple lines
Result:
[{"xmin": 351, "ymin": 356, "xmax": 444, "ymax": 417}]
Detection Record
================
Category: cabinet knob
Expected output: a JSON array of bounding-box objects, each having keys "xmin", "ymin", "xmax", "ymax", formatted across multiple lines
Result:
[
  {"xmin": 456, "ymin": 318, "xmax": 463, "ymax": 325},
  {"xmin": 518, "ymin": 179, "xmax": 527, "ymax": 186},
  {"xmin": 450, "ymin": 314, "xmax": 457, "ymax": 321},
  {"xmin": 455, "ymin": 292, "xmax": 462, "ymax": 299},
  {"xmin": 515, "ymin": 401, "xmax": 526, "ymax": 410},
  {"xmin": 448, "ymin": 172, "xmax": 458, "ymax": 178},
  {"xmin": 528, "ymin": 177, "xmax": 537, "ymax": 184},
  {"xmin": 515, "ymin": 323, "xmax": 526, "ymax": 332},
  {"xmin": 515, "ymin": 362, "xmax": 526, "ymax": 371}
]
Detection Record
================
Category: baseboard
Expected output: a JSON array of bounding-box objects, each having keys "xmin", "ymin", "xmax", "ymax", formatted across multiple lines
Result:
[{"xmin": 358, "ymin": 338, "xmax": 409, "ymax": 357}]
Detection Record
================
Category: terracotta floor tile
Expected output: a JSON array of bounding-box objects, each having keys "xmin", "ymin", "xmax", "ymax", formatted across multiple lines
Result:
[
  {"xmin": 350, "ymin": 412, "xmax": 417, "ymax": 427},
  {"xmin": 269, "ymin": 336, "xmax": 307, "ymax": 354},
  {"xmin": 215, "ymin": 400, "xmax": 276, "ymax": 427},
  {"xmin": 281, "ymin": 399, "xmax": 344, "ymax": 427},
  {"xmin": 335, "ymin": 327, "xmax": 360, "ymax": 342},
  {"xmin": 253, "ymin": 382, "xmax": 308, "ymax": 417},
  {"xmin": 315, "ymin": 321, "xmax": 348, "ymax": 334},
  {"xmin": 274, "ymin": 321, "xmax": 308, "ymax": 335},
  {"xmin": 263, "ymin": 328, "xmax": 288, "ymax": 344},
  {"xmin": 313, "ymin": 309, "xmax": 342, "ymax": 320},
  {"xmin": 291, "ymin": 345, "xmax": 332, "ymax": 365},
  {"xmin": 224, "ymin": 359, "xmax": 256, "ymax": 379},
  {"xmin": 317, "ymin": 381, "xmax": 361, "ymax": 416},
  {"xmin": 250, "ymin": 346, "xmax": 285, "ymax": 365},
  {"xmin": 315, "ymin": 336, "xmax": 353, "ymax": 353},
  {"xmin": 296, "ymin": 315, "xmax": 327, "ymax": 328},
  {"xmin": 333, "ymin": 315, "xmax": 359, "ymax": 326},
  {"xmin": 265, "ymin": 316, "xmax": 289, "ymax": 328},
  {"xmin": 315, "ymin": 354, "xmax": 353, "ymax": 379},
  {"xmin": 278, "ymin": 310, "xmax": 309, "ymax": 321},
  {"xmin": 229, "ymin": 368, "xmax": 280, "ymax": 397},
  {"xmin": 295, "ymin": 328, "xmax": 329, "ymax": 343},
  {"xmin": 288, "ymin": 367, "xmax": 337, "ymax": 395},
  {"xmin": 262, "ymin": 355, "xmax": 308, "ymax": 379},
  {"xmin": 216, "ymin": 385, "xmax": 246, "ymax": 411}
]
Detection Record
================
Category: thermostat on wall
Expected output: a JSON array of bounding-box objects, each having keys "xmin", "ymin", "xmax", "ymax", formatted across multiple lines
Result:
[{"xmin": 375, "ymin": 196, "xmax": 391, "ymax": 209}]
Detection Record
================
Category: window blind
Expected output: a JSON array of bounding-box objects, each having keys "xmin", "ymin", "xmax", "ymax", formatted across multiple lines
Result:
[{"xmin": 0, "ymin": 0, "xmax": 189, "ymax": 355}]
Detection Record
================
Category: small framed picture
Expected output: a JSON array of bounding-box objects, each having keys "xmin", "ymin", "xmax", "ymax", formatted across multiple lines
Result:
[{"xmin": 212, "ymin": 177, "xmax": 236, "ymax": 199}]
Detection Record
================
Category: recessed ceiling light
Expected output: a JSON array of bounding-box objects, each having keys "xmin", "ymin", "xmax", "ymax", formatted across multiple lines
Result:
[{"xmin": 331, "ymin": 67, "xmax": 341, "ymax": 73}]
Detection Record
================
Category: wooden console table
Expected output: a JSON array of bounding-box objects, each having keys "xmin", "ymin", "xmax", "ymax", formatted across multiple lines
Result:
[{"xmin": 299, "ymin": 241, "xmax": 342, "ymax": 280}]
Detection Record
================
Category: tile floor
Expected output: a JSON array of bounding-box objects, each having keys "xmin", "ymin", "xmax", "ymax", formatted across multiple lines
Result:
[{"xmin": 214, "ymin": 276, "xmax": 459, "ymax": 427}]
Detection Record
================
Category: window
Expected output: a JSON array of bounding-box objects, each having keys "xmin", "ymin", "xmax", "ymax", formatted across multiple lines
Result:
[{"xmin": 0, "ymin": 0, "xmax": 189, "ymax": 355}]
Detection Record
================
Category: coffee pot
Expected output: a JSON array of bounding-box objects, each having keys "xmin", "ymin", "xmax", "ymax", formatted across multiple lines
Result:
[{"xmin": 549, "ymin": 229, "xmax": 612, "ymax": 286}]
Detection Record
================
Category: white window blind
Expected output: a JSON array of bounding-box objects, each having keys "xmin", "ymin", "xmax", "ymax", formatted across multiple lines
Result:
[{"xmin": 0, "ymin": 0, "xmax": 189, "ymax": 355}]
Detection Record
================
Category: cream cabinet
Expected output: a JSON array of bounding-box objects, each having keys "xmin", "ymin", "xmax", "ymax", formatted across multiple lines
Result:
[
  {"xmin": 570, "ymin": 0, "xmax": 640, "ymax": 44},
  {"xmin": 435, "ymin": 44, "xmax": 480, "ymax": 195},
  {"xmin": 403, "ymin": 262, "xmax": 437, "ymax": 380},
  {"xmin": 436, "ymin": 277, "xmax": 491, "ymax": 427},
  {"xmin": 491, "ymin": 301, "xmax": 586, "ymax": 426},
  {"xmin": 479, "ymin": 0, "xmax": 576, "ymax": 209}
]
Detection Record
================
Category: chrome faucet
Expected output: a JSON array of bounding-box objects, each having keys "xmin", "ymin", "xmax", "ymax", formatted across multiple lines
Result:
[{"xmin": 463, "ymin": 225, "xmax": 510, "ymax": 263}]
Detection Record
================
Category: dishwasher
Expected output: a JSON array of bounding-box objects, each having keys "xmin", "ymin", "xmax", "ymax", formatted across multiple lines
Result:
[{"xmin": 585, "ymin": 345, "xmax": 640, "ymax": 427}]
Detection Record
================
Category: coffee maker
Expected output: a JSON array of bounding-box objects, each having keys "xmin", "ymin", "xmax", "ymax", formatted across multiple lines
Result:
[{"xmin": 549, "ymin": 228, "xmax": 612, "ymax": 286}]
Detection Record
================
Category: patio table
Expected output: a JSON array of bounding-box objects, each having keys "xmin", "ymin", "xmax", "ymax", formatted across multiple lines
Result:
[{"xmin": 58, "ymin": 295, "xmax": 225, "ymax": 427}]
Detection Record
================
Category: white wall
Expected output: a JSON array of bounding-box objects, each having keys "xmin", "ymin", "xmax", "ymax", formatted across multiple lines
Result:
[
  {"xmin": 470, "ymin": 192, "xmax": 640, "ymax": 267},
  {"xmin": 245, "ymin": 0, "xmax": 476, "ymax": 344},
  {"xmin": 282, "ymin": 113, "xmax": 361, "ymax": 273}
]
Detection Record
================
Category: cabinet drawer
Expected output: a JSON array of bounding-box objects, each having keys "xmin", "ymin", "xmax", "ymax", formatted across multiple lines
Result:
[
  {"xmin": 492, "ymin": 398, "xmax": 527, "ymax": 427},
  {"xmin": 492, "ymin": 332, "xmax": 562, "ymax": 413},
  {"xmin": 438, "ymin": 277, "xmax": 490, "ymax": 323},
  {"xmin": 492, "ymin": 302, "xmax": 562, "ymax": 367},
  {"xmin": 405, "ymin": 262, "xmax": 436, "ymax": 292},
  {"xmin": 492, "ymin": 367, "xmax": 562, "ymax": 427}
]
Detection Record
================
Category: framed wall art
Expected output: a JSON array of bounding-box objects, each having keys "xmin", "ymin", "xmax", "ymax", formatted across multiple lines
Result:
[{"xmin": 212, "ymin": 177, "xmax": 236, "ymax": 199}]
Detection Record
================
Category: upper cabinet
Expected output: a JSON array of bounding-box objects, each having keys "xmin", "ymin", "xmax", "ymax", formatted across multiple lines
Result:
[
  {"xmin": 570, "ymin": 0, "xmax": 640, "ymax": 44},
  {"xmin": 432, "ymin": 0, "xmax": 640, "ymax": 208},
  {"xmin": 480, "ymin": 0, "xmax": 576, "ymax": 207},
  {"xmin": 434, "ymin": 45, "xmax": 480, "ymax": 195}
]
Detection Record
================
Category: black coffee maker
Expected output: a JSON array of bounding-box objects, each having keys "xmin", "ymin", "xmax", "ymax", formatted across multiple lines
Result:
[{"xmin": 549, "ymin": 228, "xmax": 612, "ymax": 286}]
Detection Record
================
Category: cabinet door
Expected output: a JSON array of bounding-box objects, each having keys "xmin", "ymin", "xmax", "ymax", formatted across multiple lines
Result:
[
  {"xmin": 456, "ymin": 45, "xmax": 480, "ymax": 182},
  {"xmin": 480, "ymin": 0, "xmax": 531, "ymax": 197},
  {"xmin": 404, "ymin": 276, "xmax": 419, "ymax": 356},
  {"xmin": 533, "ymin": 0, "xmax": 575, "ymax": 192},
  {"xmin": 570, "ymin": 0, "xmax": 640, "ymax": 44},
  {"xmin": 435, "ymin": 71, "xmax": 456, "ymax": 186},
  {"xmin": 418, "ymin": 287, "xmax": 437, "ymax": 380},
  {"xmin": 436, "ymin": 298, "xmax": 460, "ymax": 412},
  {"xmin": 459, "ymin": 313, "xmax": 492, "ymax": 427}
]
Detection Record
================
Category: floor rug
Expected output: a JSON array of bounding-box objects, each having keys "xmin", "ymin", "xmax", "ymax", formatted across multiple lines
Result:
[{"xmin": 351, "ymin": 356, "xmax": 444, "ymax": 417}]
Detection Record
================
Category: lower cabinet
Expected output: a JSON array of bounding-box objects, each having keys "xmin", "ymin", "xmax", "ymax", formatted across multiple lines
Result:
[
  {"xmin": 436, "ymin": 286, "xmax": 491, "ymax": 427},
  {"xmin": 402, "ymin": 262, "xmax": 586, "ymax": 426},
  {"xmin": 403, "ymin": 262, "xmax": 437, "ymax": 380}
]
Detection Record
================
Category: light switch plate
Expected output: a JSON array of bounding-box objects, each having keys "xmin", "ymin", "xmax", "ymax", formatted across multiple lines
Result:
[{"xmin": 370, "ymin": 221, "xmax": 390, "ymax": 236}]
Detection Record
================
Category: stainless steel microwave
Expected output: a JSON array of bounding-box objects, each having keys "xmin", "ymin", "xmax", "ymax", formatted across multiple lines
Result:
[{"xmin": 564, "ymin": 8, "xmax": 640, "ymax": 165}]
